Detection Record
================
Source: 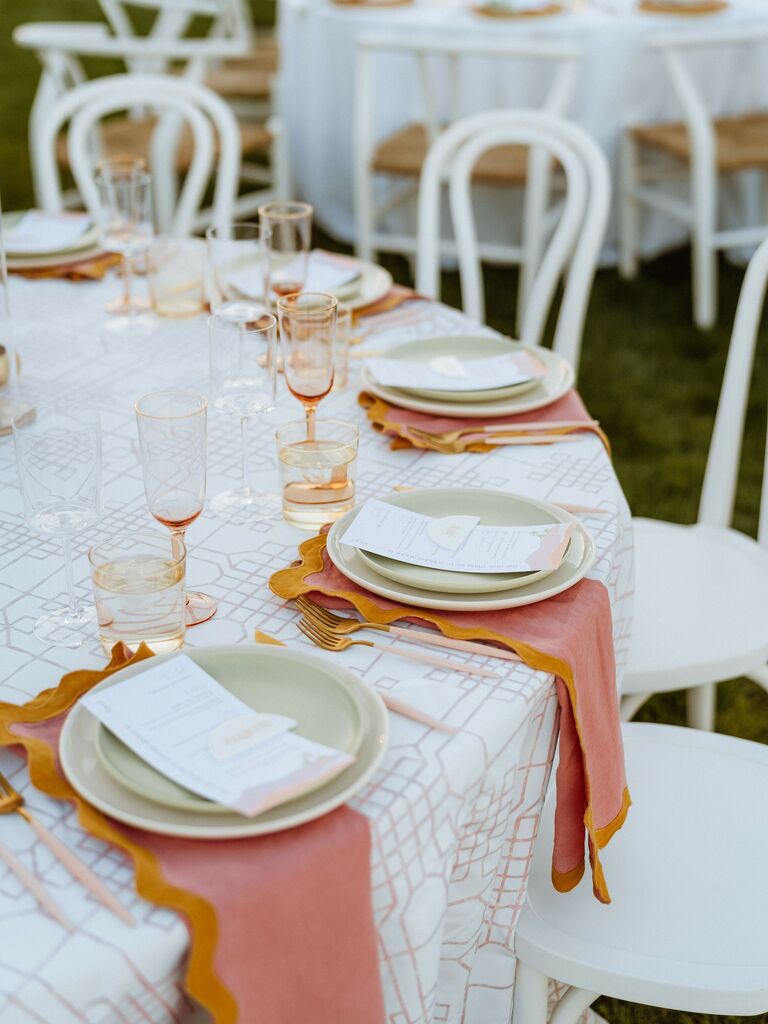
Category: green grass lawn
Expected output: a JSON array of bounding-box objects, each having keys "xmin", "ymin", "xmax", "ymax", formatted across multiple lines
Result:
[{"xmin": 2, "ymin": 4, "xmax": 767, "ymax": 1022}]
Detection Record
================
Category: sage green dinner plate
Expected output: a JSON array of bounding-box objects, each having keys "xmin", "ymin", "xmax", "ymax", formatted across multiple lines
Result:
[
  {"xmin": 2, "ymin": 210, "xmax": 99, "ymax": 259},
  {"xmin": 95, "ymin": 646, "xmax": 368, "ymax": 816},
  {"xmin": 328, "ymin": 488, "xmax": 595, "ymax": 612},
  {"xmin": 379, "ymin": 335, "xmax": 544, "ymax": 403},
  {"xmin": 361, "ymin": 343, "xmax": 573, "ymax": 418},
  {"xmin": 351, "ymin": 489, "xmax": 572, "ymax": 594}
]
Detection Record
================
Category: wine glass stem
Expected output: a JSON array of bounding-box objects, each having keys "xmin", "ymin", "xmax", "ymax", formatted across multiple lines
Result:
[
  {"xmin": 306, "ymin": 404, "xmax": 316, "ymax": 442},
  {"xmin": 122, "ymin": 255, "xmax": 133, "ymax": 315},
  {"xmin": 61, "ymin": 534, "xmax": 79, "ymax": 617},
  {"xmin": 240, "ymin": 415, "xmax": 251, "ymax": 500}
]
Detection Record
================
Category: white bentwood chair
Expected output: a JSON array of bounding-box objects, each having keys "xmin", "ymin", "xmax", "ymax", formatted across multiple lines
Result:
[
  {"xmin": 512, "ymin": 721, "xmax": 768, "ymax": 1022},
  {"xmin": 417, "ymin": 110, "xmax": 610, "ymax": 375},
  {"xmin": 620, "ymin": 229, "xmax": 768, "ymax": 731},
  {"xmin": 354, "ymin": 34, "xmax": 581, "ymax": 329},
  {"xmin": 33, "ymin": 73, "xmax": 241, "ymax": 238},
  {"xmin": 619, "ymin": 27, "xmax": 768, "ymax": 328},
  {"xmin": 14, "ymin": 15, "xmax": 288, "ymax": 232}
]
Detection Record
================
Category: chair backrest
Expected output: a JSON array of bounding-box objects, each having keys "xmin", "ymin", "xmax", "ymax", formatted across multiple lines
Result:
[
  {"xmin": 641, "ymin": 27, "xmax": 768, "ymax": 184},
  {"xmin": 417, "ymin": 109, "xmax": 609, "ymax": 374},
  {"xmin": 698, "ymin": 232, "xmax": 768, "ymax": 542},
  {"xmin": 33, "ymin": 72, "xmax": 241, "ymax": 237}
]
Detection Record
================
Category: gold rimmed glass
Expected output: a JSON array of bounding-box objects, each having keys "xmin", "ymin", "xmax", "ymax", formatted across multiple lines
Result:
[
  {"xmin": 277, "ymin": 291, "xmax": 337, "ymax": 440},
  {"xmin": 135, "ymin": 390, "xmax": 216, "ymax": 626},
  {"xmin": 208, "ymin": 311, "xmax": 278, "ymax": 514},
  {"xmin": 258, "ymin": 201, "xmax": 313, "ymax": 300},
  {"xmin": 206, "ymin": 221, "xmax": 272, "ymax": 324},
  {"xmin": 94, "ymin": 162, "xmax": 154, "ymax": 331}
]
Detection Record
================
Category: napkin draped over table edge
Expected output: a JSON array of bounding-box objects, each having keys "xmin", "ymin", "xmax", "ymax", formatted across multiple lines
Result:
[
  {"xmin": 0, "ymin": 643, "xmax": 386, "ymax": 1024},
  {"xmin": 270, "ymin": 533, "xmax": 631, "ymax": 903},
  {"xmin": 358, "ymin": 388, "xmax": 612, "ymax": 454}
]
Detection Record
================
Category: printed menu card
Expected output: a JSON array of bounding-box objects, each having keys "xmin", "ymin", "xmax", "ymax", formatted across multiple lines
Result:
[
  {"xmin": 82, "ymin": 655, "xmax": 356, "ymax": 816},
  {"xmin": 342, "ymin": 499, "xmax": 574, "ymax": 574},
  {"xmin": 366, "ymin": 350, "xmax": 546, "ymax": 392},
  {"xmin": 5, "ymin": 211, "xmax": 91, "ymax": 254}
]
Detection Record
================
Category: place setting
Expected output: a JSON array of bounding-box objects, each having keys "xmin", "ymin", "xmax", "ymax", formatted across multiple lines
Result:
[{"xmin": 357, "ymin": 331, "xmax": 609, "ymax": 452}]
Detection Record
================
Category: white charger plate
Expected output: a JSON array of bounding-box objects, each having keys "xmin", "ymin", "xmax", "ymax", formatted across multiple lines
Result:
[
  {"xmin": 325, "ymin": 253, "xmax": 392, "ymax": 312},
  {"xmin": 361, "ymin": 344, "xmax": 573, "ymax": 418},
  {"xmin": 327, "ymin": 488, "xmax": 595, "ymax": 611},
  {"xmin": 59, "ymin": 645, "xmax": 389, "ymax": 839},
  {"xmin": 2, "ymin": 210, "xmax": 100, "ymax": 261}
]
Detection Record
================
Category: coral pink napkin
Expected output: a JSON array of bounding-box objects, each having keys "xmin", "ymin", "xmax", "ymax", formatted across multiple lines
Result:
[
  {"xmin": 271, "ymin": 535, "xmax": 630, "ymax": 903},
  {"xmin": 1, "ymin": 650, "xmax": 385, "ymax": 1024},
  {"xmin": 359, "ymin": 388, "xmax": 610, "ymax": 452}
]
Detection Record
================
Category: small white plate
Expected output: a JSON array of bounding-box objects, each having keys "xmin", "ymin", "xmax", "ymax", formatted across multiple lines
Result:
[
  {"xmin": 326, "ymin": 254, "xmax": 392, "ymax": 312},
  {"xmin": 59, "ymin": 646, "xmax": 389, "ymax": 839},
  {"xmin": 361, "ymin": 344, "xmax": 573, "ymax": 418},
  {"xmin": 327, "ymin": 489, "xmax": 595, "ymax": 611}
]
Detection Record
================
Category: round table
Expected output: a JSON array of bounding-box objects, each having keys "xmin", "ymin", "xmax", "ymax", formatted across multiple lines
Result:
[
  {"xmin": 279, "ymin": 0, "xmax": 768, "ymax": 262},
  {"xmin": 0, "ymin": 272, "xmax": 632, "ymax": 1023}
]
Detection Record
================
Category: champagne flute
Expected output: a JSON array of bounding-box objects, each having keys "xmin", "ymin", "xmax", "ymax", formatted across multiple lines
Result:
[
  {"xmin": 206, "ymin": 222, "xmax": 272, "ymax": 324},
  {"xmin": 258, "ymin": 201, "xmax": 313, "ymax": 300},
  {"xmin": 277, "ymin": 292, "xmax": 337, "ymax": 440},
  {"xmin": 13, "ymin": 407, "xmax": 102, "ymax": 648},
  {"xmin": 208, "ymin": 312, "xmax": 278, "ymax": 513},
  {"xmin": 135, "ymin": 390, "xmax": 217, "ymax": 626},
  {"xmin": 94, "ymin": 162, "xmax": 154, "ymax": 330}
]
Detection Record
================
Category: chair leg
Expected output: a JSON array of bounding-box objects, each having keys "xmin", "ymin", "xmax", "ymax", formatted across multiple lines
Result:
[
  {"xmin": 691, "ymin": 232, "xmax": 718, "ymax": 329},
  {"xmin": 550, "ymin": 986, "xmax": 600, "ymax": 1024},
  {"xmin": 620, "ymin": 691, "xmax": 652, "ymax": 721},
  {"xmin": 686, "ymin": 683, "xmax": 716, "ymax": 732},
  {"xmin": 618, "ymin": 132, "xmax": 639, "ymax": 280},
  {"xmin": 512, "ymin": 962, "xmax": 549, "ymax": 1024}
]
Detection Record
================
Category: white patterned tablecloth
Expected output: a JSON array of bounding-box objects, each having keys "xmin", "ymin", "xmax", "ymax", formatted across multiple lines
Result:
[{"xmin": 0, "ymin": 274, "xmax": 633, "ymax": 1024}]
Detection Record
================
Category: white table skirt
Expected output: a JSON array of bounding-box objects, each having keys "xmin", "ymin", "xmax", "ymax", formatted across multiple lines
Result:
[
  {"xmin": 278, "ymin": 0, "xmax": 768, "ymax": 263},
  {"xmin": 0, "ymin": 273, "xmax": 633, "ymax": 1023}
]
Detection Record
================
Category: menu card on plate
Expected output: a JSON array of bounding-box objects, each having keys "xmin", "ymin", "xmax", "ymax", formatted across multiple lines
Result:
[
  {"xmin": 342, "ymin": 499, "xmax": 574, "ymax": 574},
  {"xmin": 271, "ymin": 250, "xmax": 360, "ymax": 296},
  {"xmin": 81, "ymin": 655, "xmax": 356, "ymax": 816},
  {"xmin": 5, "ymin": 211, "xmax": 92, "ymax": 255},
  {"xmin": 366, "ymin": 350, "xmax": 546, "ymax": 392}
]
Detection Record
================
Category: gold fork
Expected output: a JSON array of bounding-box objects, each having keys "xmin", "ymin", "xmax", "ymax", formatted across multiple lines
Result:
[
  {"xmin": 0, "ymin": 771, "xmax": 134, "ymax": 926},
  {"xmin": 297, "ymin": 617, "xmax": 500, "ymax": 680},
  {"xmin": 296, "ymin": 594, "xmax": 523, "ymax": 663},
  {"xmin": 405, "ymin": 419, "xmax": 599, "ymax": 447},
  {"xmin": 407, "ymin": 431, "xmax": 582, "ymax": 455}
]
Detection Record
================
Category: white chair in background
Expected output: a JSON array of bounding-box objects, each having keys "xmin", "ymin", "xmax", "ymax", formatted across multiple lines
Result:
[
  {"xmin": 33, "ymin": 73, "xmax": 240, "ymax": 237},
  {"xmin": 512, "ymin": 721, "xmax": 768, "ymax": 1022},
  {"xmin": 620, "ymin": 229, "xmax": 768, "ymax": 730},
  {"xmin": 14, "ymin": 15, "xmax": 288, "ymax": 232},
  {"xmin": 618, "ymin": 27, "xmax": 768, "ymax": 328},
  {"xmin": 417, "ymin": 110, "xmax": 610, "ymax": 374},
  {"xmin": 353, "ymin": 34, "xmax": 581, "ymax": 329}
]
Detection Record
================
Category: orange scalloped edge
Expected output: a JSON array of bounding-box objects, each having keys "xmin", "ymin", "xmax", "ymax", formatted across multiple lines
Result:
[
  {"xmin": 270, "ymin": 533, "xmax": 629, "ymax": 903},
  {"xmin": 0, "ymin": 643, "xmax": 237, "ymax": 1024},
  {"xmin": 357, "ymin": 392, "xmax": 612, "ymax": 454}
]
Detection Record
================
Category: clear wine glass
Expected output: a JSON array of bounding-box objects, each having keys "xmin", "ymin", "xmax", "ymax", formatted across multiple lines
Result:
[
  {"xmin": 277, "ymin": 292, "xmax": 337, "ymax": 440},
  {"xmin": 94, "ymin": 162, "xmax": 154, "ymax": 331},
  {"xmin": 13, "ymin": 406, "xmax": 102, "ymax": 648},
  {"xmin": 0, "ymin": 190, "xmax": 28, "ymax": 437},
  {"xmin": 206, "ymin": 222, "xmax": 272, "ymax": 324},
  {"xmin": 135, "ymin": 390, "xmax": 217, "ymax": 627},
  {"xmin": 258, "ymin": 201, "xmax": 313, "ymax": 300},
  {"xmin": 208, "ymin": 312, "xmax": 278, "ymax": 513}
]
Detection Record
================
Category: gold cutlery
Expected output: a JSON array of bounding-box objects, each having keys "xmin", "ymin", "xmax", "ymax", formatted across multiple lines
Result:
[
  {"xmin": 255, "ymin": 629, "xmax": 458, "ymax": 734},
  {"xmin": 297, "ymin": 618, "xmax": 501, "ymax": 680},
  {"xmin": 405, "ymin": 419, "xmax": 599, "ymax": 446},
  {"xmin": 296, "ymin": 595, "xmax": 523, "ymax": 663},
  {"xmin": 0, "ymin": 770, "xmax": 135, "ymax": 926},
  {"xmin": 406, "ymin": 432, "xmax": 582, "ymax": 455}
]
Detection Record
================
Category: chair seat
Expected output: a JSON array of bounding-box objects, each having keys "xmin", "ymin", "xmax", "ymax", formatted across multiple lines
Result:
[
  {"xmin": 623, "ymin": 518, "xmax": 768, "ymax": 695},
  {"xmin": 516, "ymin": 722, "xmax": 768, "ymax": 1015},
  {"xmin": 56, "ymin": 116, "xmax": 271, "ymax": 172},
  {"xmin": 631, "ymin": 111, "xmax": 768, "ymax": 172},
  {"xmin": 205, "ymin": 45, "xmax": 277, "ymax": 99},
  {"xmin": 372, "ymin": 123, "xmax": 529, "ymax": 185}
]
